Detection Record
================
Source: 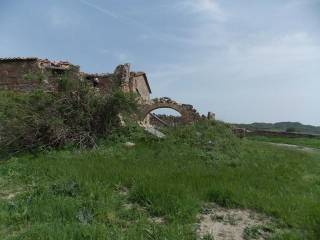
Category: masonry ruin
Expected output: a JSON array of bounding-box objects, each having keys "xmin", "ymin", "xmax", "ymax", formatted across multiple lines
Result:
[{"xmin": 0, "ymin": 57, "xmax": 209, "ymax": 126}]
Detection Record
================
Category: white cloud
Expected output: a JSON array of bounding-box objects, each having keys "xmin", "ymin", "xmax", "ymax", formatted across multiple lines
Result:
[
  {"xmin": 148, "ymin": 30, "xmax": 320, "ymax": 123},
  {"xmin": 179, "ymin": 0, "xmax": 227, "ymax": 21},
  {"xmin": 229, "ymin": 32, "xmax": 320, "ymax": 68}
]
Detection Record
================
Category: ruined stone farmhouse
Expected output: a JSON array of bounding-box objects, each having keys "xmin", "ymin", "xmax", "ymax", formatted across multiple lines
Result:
[
  {"xmin": 0, "ymin": 57, "xmax": 205, "ymax": 125},
  {"xmin": 0, "ymin": 57, "xmax": 151, "ymax": 102}
]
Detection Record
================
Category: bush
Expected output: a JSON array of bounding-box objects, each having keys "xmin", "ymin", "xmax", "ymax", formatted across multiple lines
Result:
[
  {"xmin": 165, "ymin": 120, "xmax": 241, "ymax": 162},
  {"xmin": 0, "ymin": 79, "xmax": 137, "ymax": 154}
]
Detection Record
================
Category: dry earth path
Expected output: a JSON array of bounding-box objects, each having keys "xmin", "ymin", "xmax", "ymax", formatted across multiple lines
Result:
[{"xmin": 268, "ymin": 142, "xmax": 320, "ymax": 154}]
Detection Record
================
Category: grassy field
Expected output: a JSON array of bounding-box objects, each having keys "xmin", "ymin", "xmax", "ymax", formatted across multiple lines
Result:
[
  {"xmin": 248, "ymin": 135, "xmax": 320, "ymax": 149},
  {"xmin": 0, "ymin": 122, "xmax": 320, "ymax": 239}
]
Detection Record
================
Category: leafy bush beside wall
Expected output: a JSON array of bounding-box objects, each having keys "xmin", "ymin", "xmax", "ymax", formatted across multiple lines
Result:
[{"xmin": 0, "ymin": 78, "xmax": 137, "ymax": 154}]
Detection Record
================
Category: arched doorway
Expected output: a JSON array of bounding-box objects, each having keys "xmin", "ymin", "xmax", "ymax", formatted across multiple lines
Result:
[
  {"xmin": 148, "ymin": 108, "xmax": 182, "ymax": 127},
  {"xmin": 138, "ymin": 98, "xmax": 201, "ymax": 125}
]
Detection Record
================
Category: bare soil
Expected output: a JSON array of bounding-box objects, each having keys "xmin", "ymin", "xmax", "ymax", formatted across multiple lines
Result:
[{"xmin": 197, "ymin": 204, "xmax": 273, "ymax": 240}]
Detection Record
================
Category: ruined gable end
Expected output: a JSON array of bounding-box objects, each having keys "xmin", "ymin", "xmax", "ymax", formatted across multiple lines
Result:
[{"xmin": 130, "ymin": 72, "xmax": 152, "ymax": 101}]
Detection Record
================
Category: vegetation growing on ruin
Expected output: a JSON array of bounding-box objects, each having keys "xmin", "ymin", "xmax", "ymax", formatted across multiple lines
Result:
[
  {"xmin": 0, "ymin": 121, "xmax": 319, "ymax": 239},
  {"xmin": 0, "ymin": 80, "xmax": 137, "ymax": 156},
  {"xmin": 0, "ymin": 77, "xmax": 319, "ymax": 239}
]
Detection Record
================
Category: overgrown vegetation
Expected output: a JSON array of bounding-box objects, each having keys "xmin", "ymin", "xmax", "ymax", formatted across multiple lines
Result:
[
  {"xmin": 0, "ymin": 121, "xmax": 319, "ymax": 239},
  {"xmin": 0, "ymin": 79, "xmax": 319, "ymax": 239},
  {"xmin": 0, "ymin": 78, "xmax": 136, "ymax": 155}
]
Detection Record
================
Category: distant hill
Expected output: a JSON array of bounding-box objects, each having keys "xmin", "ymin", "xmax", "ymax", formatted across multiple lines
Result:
[{"xmin": 235, "ymin": 122, "xmax": 320, "ymax": 135}]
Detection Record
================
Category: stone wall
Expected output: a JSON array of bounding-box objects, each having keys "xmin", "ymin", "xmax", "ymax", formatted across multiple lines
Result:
[
  {"xmin": 130, "ymin": 73, "xmax": 151, "ymax": 102},
  {"xmin": 0, "ymin": 58, "xmax": 209, "ymax": 127},
  {"xmin": 82, "ymin": 65, "xmax": 152, "ymax": 102},
  {"xmin": 0, "ymin": 58, "xmax": 80, "ymax": 92},
  {"xmin": 0, "ymin": 59, "xmax": 152, "ymax": 103},
  {"xmin": 150, "ymin": 114, "xmax": 182, "ymax": 126},
  {"xmin": 83, "ymin": 73, "xmax": 114, "ymax": 94},
  {"xmin": 138, "ymin": 97, "xmax": 201, "ymax": 124},
  {"xmin": 0, "ymin": 58, "xmax": 39, "ymax": 91}
]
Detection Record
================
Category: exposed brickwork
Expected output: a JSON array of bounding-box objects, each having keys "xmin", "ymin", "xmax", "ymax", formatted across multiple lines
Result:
[
  {"xmin": 0, "ymin": 59, "xmax": 152, "ymax": 101},
  {"xmin": 0, "ymin": 57, "xmax": 205, "ymax": 125},
  {"xmin": 0, "ymin": 59, "xmax": 40, "ymax": 91},
  {"xmin": 0, "ymin": 58, "xmax": 80, "ymax": 92}
]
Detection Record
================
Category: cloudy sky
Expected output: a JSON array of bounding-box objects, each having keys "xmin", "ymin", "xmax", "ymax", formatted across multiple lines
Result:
[{"xmin": 1, "ymin": 0, "xmax": 319, "ymax": 124}]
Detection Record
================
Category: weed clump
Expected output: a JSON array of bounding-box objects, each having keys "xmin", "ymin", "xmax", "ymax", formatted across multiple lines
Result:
[{"xmin": 165, "ymin": 120, "xmax": 241, "ymax": 163}]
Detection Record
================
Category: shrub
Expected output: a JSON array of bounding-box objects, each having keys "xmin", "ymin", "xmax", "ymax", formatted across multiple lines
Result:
[
  {"xmin": 165, "ymin": 120, "xmax": 241, "ymax": 162},
  {"xmin": 0, "ymin": 78, "xmax": 137, "ymax": 154}
]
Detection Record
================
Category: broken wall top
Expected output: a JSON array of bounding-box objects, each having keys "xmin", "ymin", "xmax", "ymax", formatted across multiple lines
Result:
[{"xmin": 0, "ymin": 57, "xmax": 79, "ymax": 71}]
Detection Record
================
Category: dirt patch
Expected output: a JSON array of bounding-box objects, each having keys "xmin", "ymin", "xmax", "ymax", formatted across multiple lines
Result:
[
  {"xmin": 197, "ymin": 204, "xmax": 274, "ymax": 240},
  {"xmin": 0, "ymin": 187, "xmax": 24, "ymax": 201},
  {"xmin": 0, "ymin": 177, "xmax": 24, "ymax": 201}
]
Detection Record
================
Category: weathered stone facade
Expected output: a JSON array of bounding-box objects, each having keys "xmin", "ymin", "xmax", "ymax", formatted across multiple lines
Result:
[
  {"xmin": 0, "ymin": 58, "xmax": 152, "ymax": 101},
  {"xmin": 0, "ymin": 57, "xmax": 80, "ymax": 92},
  {"xmin": 129, "ymin": 72, "xmax": 151, "ymax": 102},
  {"xmin": 0, "ymin": 57, "xmax": 207, "ymax": 126},
  {"xmin": 83, "ymin": 64, "xmax": 152, "ymax": 103}
]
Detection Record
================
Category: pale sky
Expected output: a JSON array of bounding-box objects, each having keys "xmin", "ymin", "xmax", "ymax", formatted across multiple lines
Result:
[{"xmin": 1, "ymin": 0, "xmax": 319, "ymax": 124}]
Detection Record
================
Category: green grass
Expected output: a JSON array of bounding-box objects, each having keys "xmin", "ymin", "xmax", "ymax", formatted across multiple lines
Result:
[
  {"xmin": 249, "ymin": 135, "xmax": 320, "ymax": 149},
  {"xmin": 0, "ymin": 122, "xmax": 320, "ymax": 239}
]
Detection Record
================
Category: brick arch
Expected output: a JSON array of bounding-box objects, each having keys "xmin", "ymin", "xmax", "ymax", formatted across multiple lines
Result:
[{"xmin": 138, "ymin": 97, "xmax": 201, "ymax": 124}]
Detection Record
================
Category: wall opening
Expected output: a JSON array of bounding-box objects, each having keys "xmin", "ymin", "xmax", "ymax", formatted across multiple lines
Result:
[{"xmin": 148, "ymin": 108, "xmax": 182, "ymax": 127}]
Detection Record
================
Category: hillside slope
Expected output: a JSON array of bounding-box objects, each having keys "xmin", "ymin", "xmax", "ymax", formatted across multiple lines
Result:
[{"xmin": 0, "ymin": 122, "xmax": 320, "ymax": 239}]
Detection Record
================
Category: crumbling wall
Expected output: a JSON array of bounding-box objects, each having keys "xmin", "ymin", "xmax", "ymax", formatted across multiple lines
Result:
[
  {"xmin": 150, "ymin": 114, "xmax": 182, "ymax": 126},
  {"xmin": 0, "ymin": 58, "xmax": 205, "ymax": 126},
  {"xmin": 83, "ymin": 64, "xmax": 152, "ymax": 103},
  {"xmin": 130, "ymin": 72, "xmax": 151, "ymax": 102},
  {"xmin": 83, "ymin": 73, "xmax": 114, "ymax": 94},
  {"xmin": 138, "ymin": 97, "xmax": 201, "ymax": 124},
  {"xmin": 0, "ymin": 59, "xmax": 152, "ymax": 104},
  {"xmin": 0, "ymin": 58, "xmax": 39, "ymax": 91},
  {"xmin": 0, "ymin": 58, "xmax": 80, "ymax": 92},
  {"xmin": 114, "ymin": 63, "xmax": 131, "ymax": 92}
]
